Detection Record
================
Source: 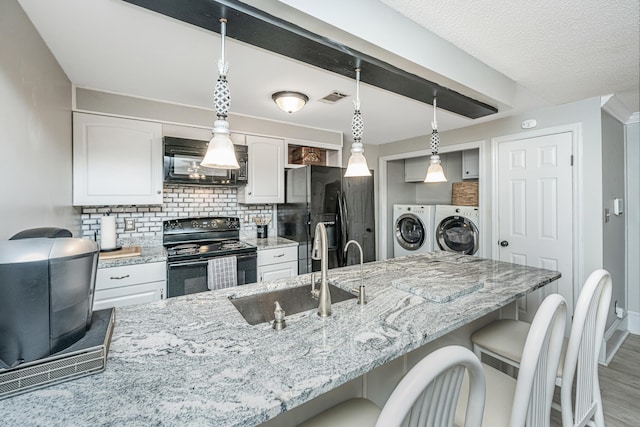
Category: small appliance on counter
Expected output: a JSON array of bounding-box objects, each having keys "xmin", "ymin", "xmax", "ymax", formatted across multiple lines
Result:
[{"xmin": 0, "ymin": 238, "xmax": 99, "ymax": 368}]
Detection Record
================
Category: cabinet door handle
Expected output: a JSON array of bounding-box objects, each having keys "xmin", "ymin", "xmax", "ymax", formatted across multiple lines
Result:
[
  {"xmin": 274, "ymin": 253, "xmax": 285, "ymax": 258},
  {"xmin": 157, "ymin": 190, "xmax": 162, "ymax": 194},
  {"xmin": 110, "ymin": 274, "xmax": 130, "ymax": 280}
]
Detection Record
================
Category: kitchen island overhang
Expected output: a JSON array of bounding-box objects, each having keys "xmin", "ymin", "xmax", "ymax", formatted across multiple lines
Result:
[{"xmin": 0, "ymin": 252, "xmax": 560, "ymax": 427}]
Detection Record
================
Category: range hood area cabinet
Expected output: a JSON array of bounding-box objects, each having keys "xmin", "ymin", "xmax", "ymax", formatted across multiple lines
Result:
[
  {"xmin": 72, "ymin": 113, "xmax": 163, "ymax": 206},
  {"xmin": 238, "ymin": 135, "xmax": 285, "ymax": 204}
]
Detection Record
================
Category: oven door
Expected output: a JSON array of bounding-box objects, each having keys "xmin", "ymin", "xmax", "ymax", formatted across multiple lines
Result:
[{"xmin": 166, "ymin": 253, "xmax": 257, "ymax": 298}]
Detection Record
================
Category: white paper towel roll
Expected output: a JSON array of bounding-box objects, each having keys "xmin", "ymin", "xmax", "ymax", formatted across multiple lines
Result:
[{"xmin": 100, "ymin": 216, "xmax": 117, "ymax": 250}]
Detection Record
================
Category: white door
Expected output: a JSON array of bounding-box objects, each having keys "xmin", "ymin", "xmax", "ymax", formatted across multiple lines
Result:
[{"xmin": 497, "ymin": 131, "xmax": 573, "ymax": 321}]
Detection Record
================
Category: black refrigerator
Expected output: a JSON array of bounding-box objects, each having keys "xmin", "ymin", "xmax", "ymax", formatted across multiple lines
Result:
[{"xmin": 277, "ymin": 165, "xmax": 375, "ymax": 274}]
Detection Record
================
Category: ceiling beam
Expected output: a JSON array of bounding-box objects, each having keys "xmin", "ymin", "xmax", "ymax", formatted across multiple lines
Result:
[{"xmin": 123, "ymin": 0, "xmax": 498, "ymax": 119}]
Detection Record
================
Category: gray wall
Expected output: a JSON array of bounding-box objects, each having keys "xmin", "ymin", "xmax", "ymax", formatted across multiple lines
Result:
[
  {"xmin": 380, "ymin": 97, "xmax": 604, "ymax": 291},
  {"xmin": 0, "ymin": 0, "xmax": 77, "ymax": 239},
  {"xmin": 601, "ymin": 111, "xmax": 626, "ymax": 328},
  {"xmin": 626, "ymin": 122, "xmax": 640, "ymax": 323},
  {"xmin": 384, "ymin": 160, "xmax": 416, "ymax": 257}
]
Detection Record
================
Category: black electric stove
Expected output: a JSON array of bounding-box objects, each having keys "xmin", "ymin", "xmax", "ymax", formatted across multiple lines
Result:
[{"xmin": 163, "ymin": 217, "xmax": 257, "ymax": 297}]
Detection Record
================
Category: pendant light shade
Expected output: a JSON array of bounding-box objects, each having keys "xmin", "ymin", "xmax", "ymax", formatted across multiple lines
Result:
[
  {"xmin": 345, "ymin": 68, "xmax": 371, "ymax": 178},
  {"xmin": 344, "ymin": 142, "xmax": 371, "ymax": 177},
  {"xmin": 424, "ymin": 98, "xmax": 447, "ymax": 183},
  {"xmin": 425, "ymin": 155, "xmax": 447, "ymax": 182},
  {"xmin": 201, "ymin": 18, "xmax": 239, "ymax": 170},
  {"xmin": 272, "ymin": 91, "xmax": 308, "ymax": 113}
]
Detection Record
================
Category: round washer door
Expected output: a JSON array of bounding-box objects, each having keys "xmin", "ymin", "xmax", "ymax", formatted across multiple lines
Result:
[
  {"xmin": 395, "ymin": 214, "xmax": 426, "ymax": 251},
  {"xmin": 436, "ymin": 216, "xmax": 479, "ymax": 255}
]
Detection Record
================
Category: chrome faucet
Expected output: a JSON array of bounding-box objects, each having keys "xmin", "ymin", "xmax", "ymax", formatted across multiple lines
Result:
[
  {"xmin": 311, "ymin": 222, "xmax": 331, "ymax": 317},
  {"xmin": 344, "ymin": 240, "xmax": 367, "ymax": 305}
]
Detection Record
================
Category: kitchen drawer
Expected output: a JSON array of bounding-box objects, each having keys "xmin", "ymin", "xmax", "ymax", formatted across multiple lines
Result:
[
  {"xmin": 257, "ymin": 246, "xmax": 298, "ymax": 267},
  {"xmin": 96, "ymin": 262, "xmax": 166, "ymax": 291},
  {"xmin": 93, "ymin": 281, "xmax": 164, "ymax": 311}
]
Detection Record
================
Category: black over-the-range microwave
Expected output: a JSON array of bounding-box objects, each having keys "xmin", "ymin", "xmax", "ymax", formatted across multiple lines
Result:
[{"xmin": 163, "ymin": 136, "xmax": 248, "ymax": 186}]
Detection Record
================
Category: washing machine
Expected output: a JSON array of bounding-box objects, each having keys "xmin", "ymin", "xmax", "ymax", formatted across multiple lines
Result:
[
  {"xmin": 434, "ymin": 205, "xmax": 480, "ymax": 256},
  {"xmin": 393, "ymin": 205, "xmax": 436, "ymax": 257}
]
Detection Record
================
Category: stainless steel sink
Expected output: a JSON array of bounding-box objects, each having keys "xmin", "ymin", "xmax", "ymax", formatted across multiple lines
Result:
[{"xmin": 229, "ymin": 284, "xmax": 356, "ymax": 325}]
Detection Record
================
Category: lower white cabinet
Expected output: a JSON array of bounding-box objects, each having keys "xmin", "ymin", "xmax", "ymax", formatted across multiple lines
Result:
[
  {"xmin": 94, "ymin": 262, "xmax": 166, "ymax": 311},
  {"xmin": 257, "ymin": 246, "xmax": 298, "ymax": 282}
]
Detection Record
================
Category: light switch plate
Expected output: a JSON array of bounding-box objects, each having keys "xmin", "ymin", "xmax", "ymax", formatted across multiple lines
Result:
[{"xmin": 124, "ymin": 218, "xmax": 136, "ymax": 231}]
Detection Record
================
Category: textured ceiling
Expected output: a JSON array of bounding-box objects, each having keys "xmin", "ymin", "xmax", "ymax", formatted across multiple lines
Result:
[{"xmin": 381, "ymin": 0, "xmax": 640, "ymax": 113}]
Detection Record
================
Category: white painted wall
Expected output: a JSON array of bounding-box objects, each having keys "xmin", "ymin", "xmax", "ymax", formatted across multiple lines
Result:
[
  {"xmin": 626, "ymin": 122, "xmax": 640, "ymax": 333},
  {"xmin": 601, "ymin": 111, "xmax": 626, "ymax": 330},
  {"xmin": 0, "ymin": 0, "xmax": 77, "ymax": 239}
]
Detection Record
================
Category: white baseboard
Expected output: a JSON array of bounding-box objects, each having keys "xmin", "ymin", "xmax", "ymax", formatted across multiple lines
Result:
[
  {"xmin": 628, "ymin": 310, "xmax": 640, "ymax": 335},
  {"xmin": 599, "ymin": 316, "xmax": 629, "ymax": 365}
]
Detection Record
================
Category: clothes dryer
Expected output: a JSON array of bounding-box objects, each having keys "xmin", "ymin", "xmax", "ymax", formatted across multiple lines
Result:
[
  {"xmin": 434, "ymin": 205, "xmax": 480, "ymax": 256},
  {"xmin": 393, "ymin": 205, "xmax": 436, "ymax": 257}
]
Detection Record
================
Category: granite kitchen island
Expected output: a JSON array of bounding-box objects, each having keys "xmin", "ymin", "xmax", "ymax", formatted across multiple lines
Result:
[{"xmin": 0, "ymin": 252, "xmax": 560, "ymax": 426}]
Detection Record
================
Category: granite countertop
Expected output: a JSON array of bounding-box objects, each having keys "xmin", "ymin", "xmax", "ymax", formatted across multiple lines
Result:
[
  {"xmin": 0, "ymin": 252, "xmax": 560, "ymax": 426},
  {"xmin": 97, "ymin": 245, "xmax": 167, "ymax": 269},
  {"xmin": 242, "ymin": 236, "xmax": 298, "ymax": 250}
]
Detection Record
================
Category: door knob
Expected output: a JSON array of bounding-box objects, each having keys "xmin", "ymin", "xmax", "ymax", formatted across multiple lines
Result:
[{"xmin": 499, "ymin": 240, "xmax": 509, "ymax": 247}]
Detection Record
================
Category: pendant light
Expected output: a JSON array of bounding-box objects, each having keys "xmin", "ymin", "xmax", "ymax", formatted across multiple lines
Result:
[
  {"xmin": 201, "ymin": 18, "xmax": 240, "ymax": 170},
  {"xmin": 344, "ymin": 68, "xmax": 371, "ymax": 177},
  {"xmin": 424, "ymin": 98, "xmax": 447, "ymax": 183}
]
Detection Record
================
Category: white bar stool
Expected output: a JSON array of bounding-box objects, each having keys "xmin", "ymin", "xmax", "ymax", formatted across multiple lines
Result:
[
  {"xmin": 471, "ymin": 269, "xmax": 612, "ymax": 427},
  {"xmin": 298, "ymin": 345, "xmax": 486, "ymax": 427}
]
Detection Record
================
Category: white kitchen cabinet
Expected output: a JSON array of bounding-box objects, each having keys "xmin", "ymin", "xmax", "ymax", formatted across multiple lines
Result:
[
  {"xmin": 238, "ymin": 135, "xmax": 284, "ymax": 204},
  {"xmin": 73, "ymin": 112, "xmax": 163, "ymax": 206},
  {"xmin": 404, "ymin": 155, "xmax": 428, "ymax": 182},
  {"xmin": 462, "ymin": 149, "xmax": 479, "ymax": 179},
  {"xmin": 257, "ymin": 246, "xmax": 298, "ymax": 282},
  {"xmin": 93, "ymin": 262, "xmax": 166, "ymax": 310}
]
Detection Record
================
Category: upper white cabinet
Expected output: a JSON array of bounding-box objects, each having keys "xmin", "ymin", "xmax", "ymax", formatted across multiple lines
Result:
[
  {"xmin": 462, "ymin": 149, "xmax": 479, "ymax": 179},
  {"xmin": 73, "ymin": 112, "xmax": 163, "ymax": 206},
  {"xmin": 404, "ymin": 155, "xmax": 428, "ymax": 182},
  {"xmin": 238, "ymin": 135, "xmax": 284, "ymax": 204}
]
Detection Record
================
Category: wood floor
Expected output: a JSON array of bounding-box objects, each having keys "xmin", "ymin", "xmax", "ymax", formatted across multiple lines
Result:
[{"xmin": 550, "ymin": 333, "xmax": 640, "ymax": 426}]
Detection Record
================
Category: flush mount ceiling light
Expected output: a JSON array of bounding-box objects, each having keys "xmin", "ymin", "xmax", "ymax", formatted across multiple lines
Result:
[
  {"xmin": 424, "ymin": 98, "xmax": 447, "ymax": 183},
  {"xmin": 201, "ymin": 18, "xmax": 240, "ymax": 170},
  {"xmin": 344, "ymin": 68, "xmax": 371, "ymax": 178},
  {"xmin": 272, "ymin": 91, "xmax": 309, "ymax": 114}
]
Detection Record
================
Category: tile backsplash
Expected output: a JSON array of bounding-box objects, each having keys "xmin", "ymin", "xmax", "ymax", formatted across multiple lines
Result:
[{"xmin": 80, "ymin": 185, "xmax": 274, "ymax": 246}]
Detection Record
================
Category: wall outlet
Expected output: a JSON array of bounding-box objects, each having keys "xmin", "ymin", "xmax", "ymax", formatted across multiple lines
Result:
[
  {"xmin": 124, "ymin": 218, "xmax": 136, "ymax": 231},
  {"xmin": 616, "ymin": 307, "xmax": 625, "ymax": 319}
]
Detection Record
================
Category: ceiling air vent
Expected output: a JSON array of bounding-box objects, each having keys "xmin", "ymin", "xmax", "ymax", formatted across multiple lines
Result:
[{"xmin": 319, "ymin": 91, "xmax": 348, "ymax": 104}]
